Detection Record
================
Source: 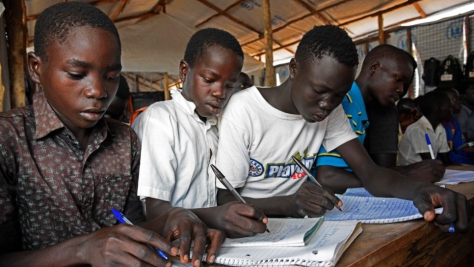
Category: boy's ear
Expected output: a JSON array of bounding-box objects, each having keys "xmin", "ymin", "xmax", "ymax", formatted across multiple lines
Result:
[
  {"xmin": 289, "ymin": 58, "xmax": 297, "ymax": 79},
  {"xmin": 369, "ymin": 61, "xmax": 380, "ymax": 76},
  {"xmin": 28, "ymin": 52, "xmax": 42, "ymax": 84},
  {"xmin": 179, "ymin": 60, "xmax": 189, "ymax": 82}
]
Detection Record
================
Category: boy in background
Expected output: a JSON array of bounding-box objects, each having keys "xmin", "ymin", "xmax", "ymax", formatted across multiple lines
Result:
[
  {"xmin": 437, "ymin": 87, "xmax": 474, "ymax": 165},
  {"xmin": 133, "ymin": 28, "xmax": 268, "ymax": 244},
  {"xmin": 316, "ymin": 44, "xmax": 443, "ymax": 194},
  {"xmin": 455, "ymin": 84, "xmax": 474, "ymax": 141},
  {"xmin": 0, "ymin": 3, "xmax": 223, "ymax": 267},
  {"xmin": 399, "ymin": 90, "xmax": 454, "ymax": 166},
  {"xmin": 216, "ymin": 25, "xmax": 470, "ymax": 233}
]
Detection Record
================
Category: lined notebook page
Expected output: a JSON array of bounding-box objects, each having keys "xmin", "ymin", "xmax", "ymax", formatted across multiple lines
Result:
[
  {"xmin": 324, "ymin": 188, "xmax": 442, "ymax": 223},
  {"xmin": 222, "ymin": 217, "xmax": 324, "ymax": 247},
  {"xmin": 210, "ymin": 220, "xmax": 361, "ymax": 267}
]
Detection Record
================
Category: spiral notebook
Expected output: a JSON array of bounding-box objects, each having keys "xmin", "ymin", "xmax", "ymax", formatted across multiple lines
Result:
[
  {"xmin": 204, "ymin": 220, "xmax": 362, "ymax": 267},
  {"xmin": 222, "ymin": 217, "xmax": 324, "ymax": 247}
]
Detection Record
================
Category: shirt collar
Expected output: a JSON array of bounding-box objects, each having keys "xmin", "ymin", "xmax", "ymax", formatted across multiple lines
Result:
[
  {"xmin": 418, "ymin": 115, "xmax": 434, "ymax": 132},
  {"xmin": 170, "ymin": 89, "xmax": 217, "ymax": 126},
  {"xmin": 33, "ymin": 91, "xmax": 111, "ymax": 140}
]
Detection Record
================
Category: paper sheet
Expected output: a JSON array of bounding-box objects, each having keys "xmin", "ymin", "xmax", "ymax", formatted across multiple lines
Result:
[{"xmin": 437, "ymin": 169, "xmax": 474, "ymax": 185}]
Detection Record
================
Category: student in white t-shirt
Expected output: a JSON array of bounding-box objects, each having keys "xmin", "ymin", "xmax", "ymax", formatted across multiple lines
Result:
[
  {"xmin": 133, "ymin": 28, "xmax": 268, "ymax": 261},
  {"xmin": 216, "ymin": 25, "xmax": 470, "ymax": 233}
]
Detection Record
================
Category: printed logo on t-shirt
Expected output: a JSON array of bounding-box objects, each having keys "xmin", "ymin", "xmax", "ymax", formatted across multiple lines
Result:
[
  {"xmin": 249, "ymin": 158, "xmax": 264, "ymax": 176},
  {"xmin": 262, "ymin": 152, "xmax": 316, "ymax": 179}
]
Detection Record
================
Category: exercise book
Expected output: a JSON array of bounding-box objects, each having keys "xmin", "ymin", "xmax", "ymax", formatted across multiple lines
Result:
[
  {"xmin": 205, "ymin": 220, "xmax": 362, "ymax": 267},
  {"xmin": 221, "ymin": 217, "xmax": 324, "ymax": 247},
  {"xmin": 324, "ymin": 187, "xmax": 443, "ymax": 223}
]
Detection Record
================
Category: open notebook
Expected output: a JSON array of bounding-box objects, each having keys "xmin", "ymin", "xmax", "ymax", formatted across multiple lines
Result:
[
  {"xmin": 222, "ymin": 217, "xmax": 324, "ymax": 247},
  {"xmin": 324, "ymin": 187, "xmax": 443, "ymax": 223},
  {"xmin": 204, "ymin": 220, "xmax": 362, "ymax": 267}
]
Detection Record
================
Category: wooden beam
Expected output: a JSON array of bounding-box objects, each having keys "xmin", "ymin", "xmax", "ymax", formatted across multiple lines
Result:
[
  {"xmin": 163, "ymin": 72, "xmax": 170, "ymax": 100},
  {"xmin": 353, "ymin": 33, "xmax": 390, "ymax": 46},
  {"xmin": 196, "ymin": 0, "xmax": 261, "ymax": 35},
  {"xmin": 110, "ymin": 0, "xmax": 130, "ymax": 22},
  {"xmin": 252, "ymin": 40, "xmax": 300, "ymax": 57},
  {"xmin": 406, "ymin": 28, "xmax": 412, "ymax": 54},
  {"xmin": 338, "ymin": 0, "xmax": 421, "ymax": 27},
  {"xmin": 292, "ymin": 0, "xmax": 331, "ymax": 25},
  {"xmin": 412, "ymin": 3, "xmax": 426, "ymax": 18},
  {"xmin": 378, "ymin": 14, "xmax": 385, "ymax": 44},
  {"xmin": 4, "ymin": 0, "xmax": 27, "ymax": 108},
  {"xmin": 263, "ymin": 0, "xmax": 275, "ymax": 87},
  {"xmin": 195, "ymin": 0, "xmax": 244, "ymax": 28}
]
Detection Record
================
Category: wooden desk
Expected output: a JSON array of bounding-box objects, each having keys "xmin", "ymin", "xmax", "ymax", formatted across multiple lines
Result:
[{"xmin": 337, "ymin": 168, "xmax": 474, "ymax": 267}]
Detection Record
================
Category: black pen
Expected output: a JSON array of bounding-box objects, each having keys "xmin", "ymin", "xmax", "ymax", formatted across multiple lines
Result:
[
  {"xmin": 211, "ymin": 164, "xmax": 270, "ymax": 233},
  {"xmin": 291, "ymin": 156, "xmax": 343, "ymax": 211}
]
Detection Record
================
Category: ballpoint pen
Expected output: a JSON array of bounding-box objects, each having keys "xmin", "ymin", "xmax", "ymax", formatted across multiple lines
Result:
[
  {"xmin": 424, "ymin": 133, "xmax": 436, "ymax": 160},
  {"xmin": 111, "ymin": 208, "xmax": 169, "ymax": 260},
  {"xmin": 291, "ymin": 156, "xmax": 343, "ymax": 211},
  {"xmin": 210, "ymin": 164, "xmax": 270, "ymax": 233},
  {"xmin": 424, "ymin": 134, "xmax": 456, "ymax": 233}
]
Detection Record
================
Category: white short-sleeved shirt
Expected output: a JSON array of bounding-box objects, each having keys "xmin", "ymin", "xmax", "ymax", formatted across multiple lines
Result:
[
  {"xmin": 215, "ymin": 86, "xmax": 357, "ymax": 198},
  {"xmin": 133, "ymin": 89, "xmax": 218, "ymax": 208},
  {"xmin": 398, "ymin": 116, "xmax": 450, "ymax": 165}
]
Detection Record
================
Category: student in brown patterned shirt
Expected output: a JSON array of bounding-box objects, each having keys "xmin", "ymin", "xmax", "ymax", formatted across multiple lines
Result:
[{"xmin": 0, "ymin": 2, "xmax": 223, "ymax": 267}]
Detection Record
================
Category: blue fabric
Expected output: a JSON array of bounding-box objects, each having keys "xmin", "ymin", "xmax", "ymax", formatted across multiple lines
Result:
[
  {"xmin": 316, "ymin": 82, "xmax": 369, "ymax": 171},
  {"xmin": 442, "ymin": 118, "xmax": 474, "ymax": 165}
]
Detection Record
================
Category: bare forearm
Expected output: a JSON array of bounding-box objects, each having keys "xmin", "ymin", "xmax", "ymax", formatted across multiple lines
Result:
[
  {"xmin": 0, "ymin": 235, "xmax": 89, "ymax": 267},
  {"xmin": 316, "ymin": 166, "xmax": 362, "ymax": 194}
]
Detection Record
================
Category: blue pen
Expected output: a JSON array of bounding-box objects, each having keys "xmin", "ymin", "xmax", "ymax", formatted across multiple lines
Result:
[
  {"xmin": 111, "ymin": 208, "xmax": 168, "ymax": 260},
  {"xmin": 449, "ymin": 222, "xmax": 456, "ymax": 233},
  {"xmin": 424, "ymin": 133, "xmax": 436, "ymax": 160}
]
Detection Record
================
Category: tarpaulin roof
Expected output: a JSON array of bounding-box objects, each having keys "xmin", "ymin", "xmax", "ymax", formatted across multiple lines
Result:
[{"xmin": 24, "ymin": 0, "xmax": 473, "ymax": 76}]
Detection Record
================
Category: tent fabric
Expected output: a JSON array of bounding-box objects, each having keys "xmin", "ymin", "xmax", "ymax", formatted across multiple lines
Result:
[{"xmin": 22, "ymin": 0, "xmax": 474, "ymax": 75}]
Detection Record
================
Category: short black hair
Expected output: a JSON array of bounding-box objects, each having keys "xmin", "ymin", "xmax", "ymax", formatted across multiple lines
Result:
[
  {"xmin": 362, "ymin": 44, "xmax": 415, "ymax": 70},
  {"xmin": 34, "ymin": 2, "xmax": 120, "ymax": 61},
  {"xmin": 420, "ymin": 90, "xmax": 449, "ymax": 116},
  {"xmin": 295, "ymin": 25, "xmax": 358, "ymax": 67},
  {"xmin": 184, "ymin": 28, "xmax": 243, "ymax": 68}
]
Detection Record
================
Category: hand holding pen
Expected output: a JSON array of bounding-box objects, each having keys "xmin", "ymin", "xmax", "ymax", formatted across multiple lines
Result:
[
  {"xmin": 211, "ymin": 164, "xmax": 271, "ymax": 234},
  {"xmin": 292, "ymin": 156, "xmax": 343, "ymax": 212},
  {"xmin": 424, "ymin": 134, "xmax": 456, "ymax": 233}
]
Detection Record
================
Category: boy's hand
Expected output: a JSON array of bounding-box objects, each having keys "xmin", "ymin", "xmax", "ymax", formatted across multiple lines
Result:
[
  {"xmin": 403, "ymin": 160, "xmax": 445, "ymax": 183},
  {"xmin": 83, "ymin": 224, "xmax": 178, "ymax": 267},
  {"xmin": 212, "ymin": 202, "xmax": 268, "ymax": 238},
  {"xmin": 289, "ymin": 181, "xmax": 341, "ymax": 218},
  {"xmin": 413, "ymin": 185, "xmax": 471, "ymax": 233},
  {"xmin": 160, "ymin": 207, "xmax": 225, "ymax": 267}
]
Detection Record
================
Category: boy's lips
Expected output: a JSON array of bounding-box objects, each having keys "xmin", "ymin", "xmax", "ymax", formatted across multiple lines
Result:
[{"xmin": 80, "ymin": 108, "xmax": 106, "ymax": 121}]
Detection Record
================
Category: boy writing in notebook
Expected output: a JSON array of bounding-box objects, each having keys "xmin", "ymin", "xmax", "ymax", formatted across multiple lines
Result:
[
  {"xmin": 133, "ymin": 28, "xmax": 267, "ymax": 240},
  {"xmin": 216, "ymin": 25, "xmax": 470, "ymax": 233},
  {"xmin": 316, "ymin": 44, "xmax": 444, "ymax": 193},
  {"xmin": 0, "ymin": 3, "xmax": 224, "ymax": 267}
]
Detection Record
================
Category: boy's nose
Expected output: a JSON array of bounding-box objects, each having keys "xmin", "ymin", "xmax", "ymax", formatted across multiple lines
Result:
[
  {"xmin": 212, "ymin": 85, "xmax": 226, "ymax": 99},
  {"xmin": 84, "ymin": 80, "xmax": 108, "ymax": 99}
]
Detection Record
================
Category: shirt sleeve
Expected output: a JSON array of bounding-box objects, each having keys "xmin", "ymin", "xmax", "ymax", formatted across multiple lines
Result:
[
  {"xmin": 321, "ymin": 105, "xmax": 358, "ymax": 152},
  {"xmin": 133, "ymin": 106, "xmax": 178, "ymax": 202},
  {"xmin": 215, "ymin": 104, "xmax": 252, "ymax": 189}
]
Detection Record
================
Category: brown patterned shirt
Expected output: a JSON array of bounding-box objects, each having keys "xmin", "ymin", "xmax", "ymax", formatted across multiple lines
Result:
[{"xmin": 0, "ymin": 91, "xmax": 143, "ymax": 251}]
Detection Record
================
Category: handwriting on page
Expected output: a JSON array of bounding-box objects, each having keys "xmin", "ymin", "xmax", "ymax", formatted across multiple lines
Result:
[{"xmin": 324, "ymin": 188, "xmax": 443, "ymax": 223}]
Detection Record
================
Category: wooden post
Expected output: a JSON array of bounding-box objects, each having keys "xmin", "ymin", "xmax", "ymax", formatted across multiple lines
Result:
[
  {"xmin": 363, "ymin": 42, "xmax": 368, "ymax": 57},
  {"xmin": 263, "ymin": 0, "xmax": 276, "ymax": 87},
  {"xmin": 4, "ymin": 0, "xmax": 27, "ymax": 108},
  {"xmin": 465, "ymin": 15, "xmax": 471, "ymax": 55},
  {"xmin": 163, "ymin": 72, "xmax": 170, "ymax": 100},
  {"xmin": 378, "ymin": 14, "xmax": 385, "ymax": 45},
  {"xmin": 0, "ymin": 62, "xmax": 4, "ymax": 111},
  {"xmin": 135, "ymin": 74, "xmax": 140, "ymax": 92},
  {"xmin": 406, "ymin": 28, "xmax": 413, "ymax": 98}
]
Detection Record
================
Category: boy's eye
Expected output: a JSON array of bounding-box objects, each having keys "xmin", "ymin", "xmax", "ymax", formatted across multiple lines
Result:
[
  {"xmin": 202, "ymin": 77, "xmax": 213, "ymax": 83},
  {"xmin": 107, "ymin": 75, "xmax": 120, "ymax": 83},
  {"xmin": 67, "ymin": 72, "xmax": 85, "ymax": 80}
]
